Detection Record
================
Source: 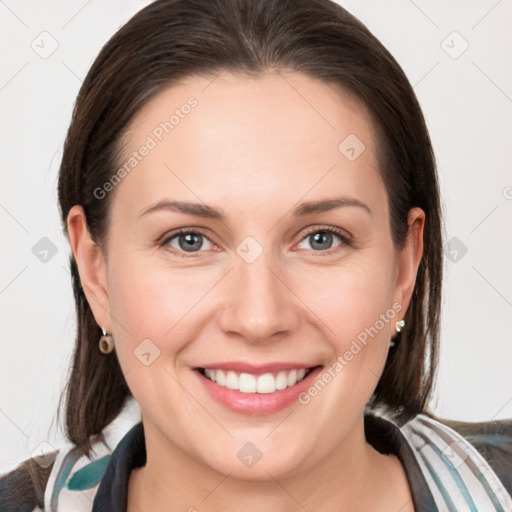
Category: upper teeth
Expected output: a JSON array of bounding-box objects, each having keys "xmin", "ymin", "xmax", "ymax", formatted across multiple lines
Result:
[{"xmin": 203, "ymin": 368, "xmax": 309, "ymax": 394}]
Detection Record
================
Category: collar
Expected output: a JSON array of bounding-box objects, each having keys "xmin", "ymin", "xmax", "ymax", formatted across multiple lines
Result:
[
  {"xmin": 92, "ymin": 415, "xmax": 436, "ymax": 511},
  {"xmin": 44, "ymin": 399, "xmax": 512, "ymax": 512}
]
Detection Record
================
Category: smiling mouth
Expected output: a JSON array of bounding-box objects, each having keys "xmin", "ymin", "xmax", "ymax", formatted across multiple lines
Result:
[{"xmin": 196, "ymin": 366, "xmax": 321, "ymax": 394}]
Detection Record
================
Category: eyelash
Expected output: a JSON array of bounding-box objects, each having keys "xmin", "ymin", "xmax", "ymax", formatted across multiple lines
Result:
[{"xmin": 159, "ymin": 226, "xmax": 352, "ymax": 259}]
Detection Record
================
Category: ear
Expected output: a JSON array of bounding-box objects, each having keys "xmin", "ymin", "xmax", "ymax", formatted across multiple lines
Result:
[
  {"xmin": 66, "ymin": 205, "xmax": 111, "ymax": 330},
  {"xmin": 392, "ymin": 207, "xmax": 425, "ymax": 312}
]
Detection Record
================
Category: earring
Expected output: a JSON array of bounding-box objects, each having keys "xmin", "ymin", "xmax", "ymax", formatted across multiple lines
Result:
[
  {"xmin": 99, "ymin": 326, "xmax": 115, "ymax": 354},
  {"xmin": 389, "ymin": 319, "xmax": 405, "ymax": 347}
]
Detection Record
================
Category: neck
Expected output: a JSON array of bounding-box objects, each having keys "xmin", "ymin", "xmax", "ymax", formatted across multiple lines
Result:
[{"xmin": 127, "ymin": 415, "xmax": 413, "ymax": 512}]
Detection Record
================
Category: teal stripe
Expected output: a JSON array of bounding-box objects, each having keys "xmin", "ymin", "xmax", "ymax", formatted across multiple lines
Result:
[
  {"xmin": 420, "ymin": 454, "xmax": 459, "ymax": 512},
  {"xmin": 418, "ymin": 432, "xmax": 478, "ymax": 511},
  {"xmin": 67, "ymin": 455, "xmax": 111, "ymax": 491},
  {"xmin": 420, "ymin": 420, "xmax": 506, "ymax": 512},
  {"xmin": 471, "ymin": 472, "xmax": 505, "ymax": 512},
  {"xmin": 49, "ymin": 448, "xmax": 83, "ymax": 511}
]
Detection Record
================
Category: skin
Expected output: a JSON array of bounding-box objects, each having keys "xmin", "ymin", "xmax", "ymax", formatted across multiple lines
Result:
[{"xmin": 67, "ymin": 70, "xmax": 423, "ymax": 511}]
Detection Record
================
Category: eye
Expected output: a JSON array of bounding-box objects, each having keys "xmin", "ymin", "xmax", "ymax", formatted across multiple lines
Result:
[
  {"xmin": 296, "ymin": 226, "xmax": 351, "ymax": 255},
  {"xmin": 160, "ymin": 226, "xmax": 351, "ymax": 258},
  {"xmin": 161, "ymin": 229, "xmax": 215, "ymax": 256}
]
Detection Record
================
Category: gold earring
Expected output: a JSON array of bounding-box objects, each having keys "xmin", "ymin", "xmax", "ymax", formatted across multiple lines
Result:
[{"xmin": 99, "ymin": 326, "xmax": 115, "ymax": 354}]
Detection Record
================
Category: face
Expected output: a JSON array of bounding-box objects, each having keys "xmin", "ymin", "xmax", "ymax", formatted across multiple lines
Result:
[{"xmin": 69, "ymin": 70, "xmax": 423, "ymax": 480}]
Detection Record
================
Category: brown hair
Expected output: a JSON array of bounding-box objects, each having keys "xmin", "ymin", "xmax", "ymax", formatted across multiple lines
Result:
[{"xmin": 57, "ymin": 0, "xmax": 443, "ymax": 456}]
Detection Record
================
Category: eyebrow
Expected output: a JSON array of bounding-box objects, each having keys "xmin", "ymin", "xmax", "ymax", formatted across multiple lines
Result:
[{"xmin": 138, "ymin": 196, "xmax": 372, "ymax": 220}]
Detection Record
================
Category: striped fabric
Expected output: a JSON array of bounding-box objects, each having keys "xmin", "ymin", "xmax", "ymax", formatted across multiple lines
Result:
[
  {"xmin": 1, "ymin": 397, "xmax": 511, "ymax": 511},
  {"xmin": 401, "ymin": 415, "xmax": 512, "ymax": 511},
  {"xmin": 45, "ymin": 397, "xmax": 142, "ymax": 511}
]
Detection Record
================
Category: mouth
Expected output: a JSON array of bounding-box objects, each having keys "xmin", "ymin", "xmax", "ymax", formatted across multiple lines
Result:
[
  {"xmin": 193, "ymin": 364, "xmax": 324, "ymax": 415},
  {"xmin": 196, "ymin": 366, "xmax": 317, "ymax": 394}
]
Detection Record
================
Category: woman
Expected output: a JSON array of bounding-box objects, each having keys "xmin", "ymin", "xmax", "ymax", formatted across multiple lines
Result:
[{"xmin": 1, "ymin": 0, "xmax": 511, "ymax": 510}]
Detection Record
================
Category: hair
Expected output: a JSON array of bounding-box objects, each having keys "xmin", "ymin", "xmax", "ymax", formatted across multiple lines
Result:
[{"xmin": 57, "ymin": 0, "xmax": 443, "ymax": 456}]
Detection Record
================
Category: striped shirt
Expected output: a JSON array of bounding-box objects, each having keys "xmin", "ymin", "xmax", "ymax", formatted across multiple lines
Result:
[{"xmin": 1, "ymin": 397, "xmax": 511, "ymax": 511}]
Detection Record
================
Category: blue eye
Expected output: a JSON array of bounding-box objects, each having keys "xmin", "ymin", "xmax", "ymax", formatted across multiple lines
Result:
[
  {"xmin": 162, "ymin": 230, "xmax": 214, "ymax": 255},
  {"xmin": 160, "ymin": 226, "xmax": 351, "ymax": 258},
  {"xmin": 297, "ymin": 228, "xmax": 346, "ymax": 252},
  {"xmin": 295, "ymin": 226, "xmax": 351, "ymax": 256}
]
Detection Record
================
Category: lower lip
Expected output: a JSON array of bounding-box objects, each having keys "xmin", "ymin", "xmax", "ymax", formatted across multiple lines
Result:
[{"xmin": 194, "ymin": 366, "xmax": 323, "ymax": 415}]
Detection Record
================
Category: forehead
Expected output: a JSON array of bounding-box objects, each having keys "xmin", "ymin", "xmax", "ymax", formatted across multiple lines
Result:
[
  {"xmin": 112, "ymin": 70, "xmax": 383, "ymax": 220},
  {"xmin": 126, "ymin": 70, "xmax": 374, "ymax": 148}
]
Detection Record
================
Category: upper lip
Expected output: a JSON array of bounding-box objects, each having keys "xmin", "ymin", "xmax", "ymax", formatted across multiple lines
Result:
[{"xmin": 193, "ymin": 361, "xmax": 321, "ymax": 375}]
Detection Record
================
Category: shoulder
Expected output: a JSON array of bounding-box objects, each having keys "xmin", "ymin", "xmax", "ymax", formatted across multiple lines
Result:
[
  {"xmin": 0, "ymin": 397, "xmax": 142, "ymax": 511},
  {"xmin": 0, "ymin": 442, "xmax": 113, "ymax": 512},
  {"xmin": 400, "ymin": 412, "xmax": 512, "ymax": 507},
  {"xmin": 428, "ymin": 413, "xmax": 512, "ymax": 496},
  {"xmin": 0, "ymin": 451, "xmax": 57, "ymax": 512}
]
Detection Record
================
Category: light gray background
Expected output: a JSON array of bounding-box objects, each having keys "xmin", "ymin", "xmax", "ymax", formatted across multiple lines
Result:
[{"xmin": 1, "ymin": 0, "xmax": 511, "ymax": 474}]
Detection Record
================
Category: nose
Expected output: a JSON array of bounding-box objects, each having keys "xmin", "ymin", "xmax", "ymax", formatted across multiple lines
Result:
[{"xmin": 218, "ymin": 248, "xmax": 301, "ymax": 344}]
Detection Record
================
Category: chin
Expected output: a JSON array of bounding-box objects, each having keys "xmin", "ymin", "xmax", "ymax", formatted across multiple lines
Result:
[{"xmin": 196, "ymin": 439, "xmax": 315, "ymax": 482}]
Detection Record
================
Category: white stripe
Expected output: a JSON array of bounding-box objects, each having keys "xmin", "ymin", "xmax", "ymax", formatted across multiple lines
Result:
[
  {"xmin": 417, "ymin": 417, "xmax": 501, "ymax": 509},
  {"xmin": 43, "ymin": 438, "xmax": 76, "ymax": 512},
  {"xmin": 43, "ymin": 396, "xmax": 141, "ymax": 511},
  {"xmin": 401, "ymin": 426, "xmax": 453, "ymax": 511},
  {"xmin": 409, "ymin": 427, "xmax": 473, "ymax": 511},
  {"xmin": 417, "ymin": 415, "xmax": 512, "ymax": 511},
  {"xmin": 412, "ymin": 419, "xmax": 494, "ymax": 510}
]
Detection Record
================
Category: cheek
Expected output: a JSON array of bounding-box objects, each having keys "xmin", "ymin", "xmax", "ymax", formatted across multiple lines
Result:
[
  {"xmin": 108, "ymin": 253, "xmax": 203, "ymax": 333},
  {"xmin": 107, "ymin": 253, "xmax": 220, "ymax": 368},
  {"xmin": 294, "ymin": 256, "xmax": 396, "ymax": 342},
  {"xmin": 109, "ymin": 248, "xmax": 397, "ymax": 340},
  {"xmin": 291, "ymin": 254, "xmax": 397, "ymax": 403},
  {"xmin": 107, "ymin": 240, "xmax": 396, "ymax": 378},
  {"xmin": 106, "ymin": 256, "xmax": 198, "ymax": 407}
]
